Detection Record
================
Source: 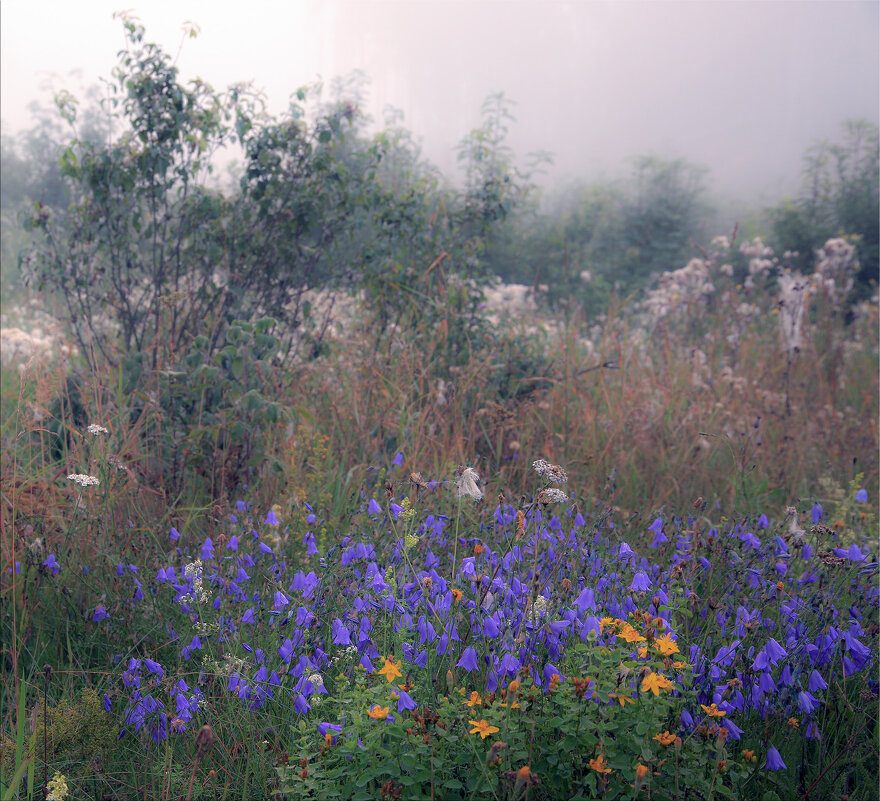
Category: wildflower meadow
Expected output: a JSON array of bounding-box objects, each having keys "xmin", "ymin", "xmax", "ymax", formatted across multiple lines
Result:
[{"xmin": 1, "ymin": 16, "xmax": 878, "ymax": 801}]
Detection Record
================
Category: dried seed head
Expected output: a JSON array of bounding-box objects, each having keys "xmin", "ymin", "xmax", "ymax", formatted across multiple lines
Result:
[
  {"xmin": 195, "ymin": 724, "xmax": 215, "ymax": 757},
  {"xmin": 455, "ymin": 467, "xmax": 483, "ymax": 501}
]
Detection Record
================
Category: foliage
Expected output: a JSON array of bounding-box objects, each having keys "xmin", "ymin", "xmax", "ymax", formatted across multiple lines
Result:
[{"xmin": 769, "ymin": 120, "xmax": 879, "ymax": 298}]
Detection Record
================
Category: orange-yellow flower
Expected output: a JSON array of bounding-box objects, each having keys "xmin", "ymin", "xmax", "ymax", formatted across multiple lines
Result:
[
  {"xmin": 589, "ymin": 753, "xmax": 612, "ymax": 774},
  {"xmin": 741, "ymin": 749, "xmax": 757, "ymax": 762},
  {"xmin": 700, "ymin": 703, "xmax": 726, "ymax": 718},
  {"xmin": 653, "ymin": 634, "xmax": 680, "ymax": 656},
  {"xmin": 653, "ymin": 731, "xmax": 677, "ymax": 746},
  {"xmin": 464, "ymin": 691, "xmax": 482, "ymax": 708},
  {"xmin": 451, "ymin": 587, "xmax": 463, "ymax": 603},
  {"xmin": 637, "ymin": 646, "xmax": 648, "ymax": 659},
  {"xmin": 609, "ymin": 692, "xmax": 635, "ymax": 706},
  {"xmin": 787, "ymin": 717, "xmax": 799, "ymax": 728},
  {"xmin": 635, "ymin": 763, "xmax": 649, "ymax": 780},
  {"xmin": 368, "ymin": 705, "xmax": 390, "ymax": 720},
  {"xmin": 599, "ymin": 616, "xmax": 615, "ymax": 633},
  {"xmin": 641, "ymin": 671, "xmax": 676, "ymax": 696},
  {"xmin": 618, "ymin": 624, "xmax": 647, "ymax": 643},
  {"xmin": 672, "ymin": 660, "xmax": 689, "ymax": 670},
  {"xmin": 469, "ymin": 719, "xmax": 500, "ymax": 739},
  {"xmin": 377, "ymin": 657, "xmax": 402, "ymax": 683},
  {"xmin": 516, "ymin": 765, "xmax": 531, "ymax": 781}
]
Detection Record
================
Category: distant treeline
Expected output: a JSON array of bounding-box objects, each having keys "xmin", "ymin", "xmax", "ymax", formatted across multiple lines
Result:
[{"xmin": 1, "ymin": 14, "xmax": 877, "ymax": 341}]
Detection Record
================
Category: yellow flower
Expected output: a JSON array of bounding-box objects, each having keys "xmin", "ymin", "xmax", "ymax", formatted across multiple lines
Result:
[
  {"xmin": 653, "ymin": 634, "xmax": 680, "ymax": 656},
  {"xmin": 377, "ymin": 657, "xmax": 402, "ymax": 683},
  {"xmin": 637, "ymin": 646, "xmax": 648, "ymax": 658},
  {"xmin": 599, "ymin": 616, "xmax": 615, "ymax": 633},
  {"xmin": 609, "ymin": 692, "xmax": 635, "ymax": 706},
  {"xmin": 672, "ymin": 660, "xmax": 690, "ymax": 670},
  {"xmin": 618, "ymin": 624, "xmax": 646, "ymax": 643},
  {"xmin": 653, "ymin": 731, "xmax": 677, "ymax": 746},
  {"xmin": 46, "ymin": 772, "xmax": 69, "ymax": 801},
  {"xmin": 635, "ymin": 763, "xmax": 649, "ymax": 780},
  {"xmin": 464, "ymin": 691, "xmax": 482, "ymax": 707},
  {"xmin": 451, "ymin": 587, "xmax": 463, "ymax": 603},
  {"xmin": 641, "ymin": 671, "xmax": 676, "ymax": 696},
  {"xmin": 469, "ymin": 719, "xmax": 500, "ymax": 739},
  {"xmin": 700, "ymin": 703, "xmax": 726, "ymax": 718},
  {"xmin": 589, "ymin": 753, "xmax": 612, "ymax": 774},
  {"xmin": 368, "ymin": 705, "xmax": 390, "ymax": 720}
]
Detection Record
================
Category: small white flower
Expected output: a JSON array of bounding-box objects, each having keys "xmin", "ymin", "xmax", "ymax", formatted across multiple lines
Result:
[
  {"xmin": 455, "ymin": 467, "xmax": 483, "ymax": 501},
  {"xmin": 87, "ymin": 424, "xmax": 109, "ymax": 436},
  {"xmin": 537, "ymin": 488, "xmax": 568, "ymax": 505},
  {"xmin": 67, "ymin": 473, "xmax": 100, "ymax": 487},
  {"xmin": 532, "ymin": 459, "xmax": 568, "ymax": 484},
  {"xmin": 532, "ymin": 595, "xmax": 549, "ymax": 616}
]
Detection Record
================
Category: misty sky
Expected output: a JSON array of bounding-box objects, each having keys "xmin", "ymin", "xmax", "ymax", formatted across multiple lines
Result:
[{"xmin": 1, "ymin": 0, "xmax": 877, "ymax": 203}]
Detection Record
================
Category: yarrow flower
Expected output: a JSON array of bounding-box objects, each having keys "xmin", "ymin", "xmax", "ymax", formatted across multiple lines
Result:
[
  {"xmin": 87, "ymin": 424, "xmax": 109, "ymax": 435},
  {"xmin": 532, "ymin": 459, "xmax": 568, "ymax": 484},
  {"xmin": 67, "ymin": 473, "xmax": 100, "ymax": 487},
  {"xmin": 537, "ymin": 488, "xmax": 568, "ymax": 505}
]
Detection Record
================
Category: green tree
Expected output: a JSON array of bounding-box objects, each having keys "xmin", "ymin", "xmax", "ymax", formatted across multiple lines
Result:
[
  {"xmin": 770, "ymin": 120, "xmax": 879, "ymax": 294},
  {"xmin": 620, "ymin": 155, "xmax": 710, "ymax": 283}
]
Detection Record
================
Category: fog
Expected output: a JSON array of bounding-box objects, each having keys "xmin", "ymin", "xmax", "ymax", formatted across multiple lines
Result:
[{"xmin": 2, "ymin": 0, "xmax": 877, "ymax": 203}]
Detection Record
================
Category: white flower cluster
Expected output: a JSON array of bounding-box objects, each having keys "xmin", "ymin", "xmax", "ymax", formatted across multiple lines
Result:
[
  {"xmin": 331, "ymin": 645, "xmax": 360, "ymax": 666},
  {"xmin": 87, "ymin": 424, "xmax": 109, "ymax": 435},
  {"xmin": 532, "ymin": 459, "xmax": 568, "ymax": 484},
  {"xmin": 532, "ymin": 595, "xmax": 549, "ymax": 617},
  {"xmin": 537, "ymin": 488, "xmax": 568, "ymax": 505},
  {"xmin": 740, "ymin": 237, "xmax": 777, "ymax": 288},
  {"xmin": 642, "ymin": 258, "xmax": 715, "ymax": 322},
  {"xmin": 67, "ymin": 473, "xmax": 100, "ymax": 487},
  {"xmin": 181, "ymin": 560, "xmax": 209, "ymax": 605},
  {"xmin": 813, "ymin": 237, "xmax": 857, "ymax": 303}
]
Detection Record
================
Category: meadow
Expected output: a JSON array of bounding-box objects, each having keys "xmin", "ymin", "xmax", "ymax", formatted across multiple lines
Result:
[
  {"xmin": 1, "ymin": 17, "xmax": 878, "ymax": 800},
  {"xmin": 1, "ymin": 231, "xmax": 878, "ymax": 800}
]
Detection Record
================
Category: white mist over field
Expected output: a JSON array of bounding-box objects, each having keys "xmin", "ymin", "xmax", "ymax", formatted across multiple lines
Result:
[{"xmin": 2, "ymin": 1, "xmax": 878, "ymax": 201}]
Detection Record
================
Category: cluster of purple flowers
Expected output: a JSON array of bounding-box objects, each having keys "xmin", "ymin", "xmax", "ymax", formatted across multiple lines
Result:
[{"xmin": 67, "ymin": 483, "xmax": 875, "ymax": 775}]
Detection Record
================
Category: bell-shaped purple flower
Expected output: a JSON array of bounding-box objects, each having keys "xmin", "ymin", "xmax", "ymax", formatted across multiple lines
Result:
[
  {"xmin": 629, "ymin": 571, "xmax": 652, "ymax": 592},
  {"xmin": 457, "ymin": 647, "xmax": 479, "ymax": 672},
  {"xmin": 765, "ymin": 746, "xmax": 786, "ymax": 771}
]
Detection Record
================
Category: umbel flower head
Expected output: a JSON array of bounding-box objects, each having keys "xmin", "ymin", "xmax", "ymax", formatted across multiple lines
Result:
[
  {"xmin": 67, "ymin": 473, "xmax": 100, "ymax": 487},
  {"xmin": 533, "ymin": 459, "xmax": 568, "ymax": 484},
  {"xmin": 537, "ymin": 488, "xmax": 568, "ymax": 506},
  {"xmin": 455, "ymin": 467, "xmax": 483, "ymax": 501}
]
